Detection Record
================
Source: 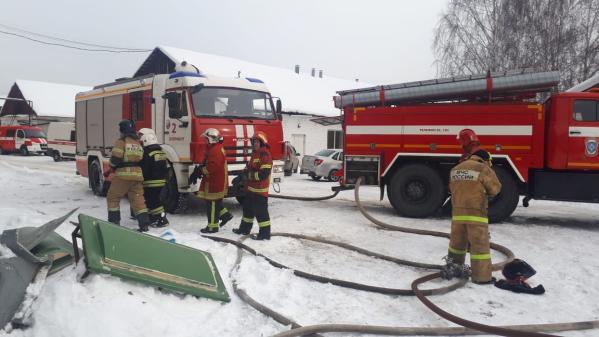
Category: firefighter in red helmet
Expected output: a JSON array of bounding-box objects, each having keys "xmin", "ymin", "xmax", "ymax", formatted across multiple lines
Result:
[
  {"xmin": 233, "ymin": 131, "xmax": 272, "ymax": 240},
  {"xmin": 445, "ymin": 128, "xmax": 502, "ymax": 284}
]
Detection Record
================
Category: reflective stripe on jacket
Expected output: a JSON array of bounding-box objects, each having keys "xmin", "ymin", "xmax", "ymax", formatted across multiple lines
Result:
[
  {"xmin": 449, "ymin": 154, "xmax": 502, "ymax": 221},
  {"xmin": 140, "ymin": 144, "xmax": 167, "ymax": 187},
  {"xmin": 110, "ymin": 136, "xmax": 144, "ymax": 181},
  {"xmin": 246, "ymin": 147, "xmax": 272, "ymax": 197}
]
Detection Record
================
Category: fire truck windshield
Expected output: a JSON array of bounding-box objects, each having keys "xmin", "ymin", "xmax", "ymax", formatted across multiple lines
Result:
[
  {"xmin": 25, "ymin": 129, "xmax": 46, "ymax": 138},
  {"xmin": 191, "ymin": 87, "xmax": 275, "ymax": 120}
]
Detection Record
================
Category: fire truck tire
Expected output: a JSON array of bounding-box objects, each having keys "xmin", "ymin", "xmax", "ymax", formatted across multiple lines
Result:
[
  {"xmin": 284, "ymin": 169, "xmax": 292, "ymax": 177},
  {"xmin": 52, "ymin": 151, "xmax": 62, "ymax": 162},
  {"xmin": 488, "ymin": 166, "xmax": 519, "ymax": 223},
  {"xmin": 89, "ymin": 159, "xmax": 109, "ymax": 196},
  {"xmin": 162, "ymin": 168, "xmax": 188, "ymax": 214},
  {"xmin": 20, "ymin": 146, "xmax": 29, "ymax": 156},
  {"xmin": 387, "ymin": 164, "xmax": 444, "ymax": 218}
]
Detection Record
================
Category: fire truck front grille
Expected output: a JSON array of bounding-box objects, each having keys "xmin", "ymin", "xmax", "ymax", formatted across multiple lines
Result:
[{"xmin": 224, "ymin": 146, "xmax": 253, "ymax": 165}]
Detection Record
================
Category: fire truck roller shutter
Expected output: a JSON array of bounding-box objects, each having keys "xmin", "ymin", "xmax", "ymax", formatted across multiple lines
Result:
[{"xmin": 387, "ymin": 163, "xmax": 445, "ymax": 218}]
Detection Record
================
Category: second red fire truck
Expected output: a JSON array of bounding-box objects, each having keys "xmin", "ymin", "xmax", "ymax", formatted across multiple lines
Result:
[{"xmin": 334, "ymin": 70, "xmax": 599, "ymax": 222}]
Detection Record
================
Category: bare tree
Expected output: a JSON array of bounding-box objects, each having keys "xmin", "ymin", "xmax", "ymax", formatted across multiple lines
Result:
[{"xmin": 433, "ymin": 0, "xmax": 599, "ymax": 89}]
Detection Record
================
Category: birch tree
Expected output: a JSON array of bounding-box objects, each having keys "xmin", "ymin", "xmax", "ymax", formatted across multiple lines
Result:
[{"xmin": 433, "ymin": 0, "xmax": 599, "ymax": 89}]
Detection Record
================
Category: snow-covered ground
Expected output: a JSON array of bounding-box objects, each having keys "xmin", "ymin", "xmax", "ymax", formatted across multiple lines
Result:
[{"xmin": 1, "ymin": 155, "xmax": 598, "ymax": 337}]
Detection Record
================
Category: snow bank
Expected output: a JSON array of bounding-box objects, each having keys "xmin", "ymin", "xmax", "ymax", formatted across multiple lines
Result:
[{"xmin": 1, "ymin": 155, "xmax": 599, "ymax": 337}]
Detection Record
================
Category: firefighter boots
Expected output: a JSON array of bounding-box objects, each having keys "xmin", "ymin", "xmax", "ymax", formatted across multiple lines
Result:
[
  {"xmin": 200, "ymin": 226, "xmax": 218, "ymax": 234},
  {"xmin": 232, "ymin": 222, "xmax": 252, "ymax": 235},
  {"xmin": 108, "ymin": 210, "xmax": 121, "ymax": 225},
  {"xmin": 137, "ymin": 212, "xmax": 150, "ymax": 232},
  {"xmin": 219, "ymin": 212, "xmax": 233, "ymax": 227},
  {"xmin": 150, "ymin": 213, "xmax": 169, "ymax": 228},
  {"xmin": 250, "ymin": 226, "xmax": 270, "ymax": 240}
]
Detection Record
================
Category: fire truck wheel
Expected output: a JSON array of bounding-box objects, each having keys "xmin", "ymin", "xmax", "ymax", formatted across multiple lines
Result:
[
  {"xmin": 488, "ymin": 166, "xmax": 519, "ymax": 223},
  {"xmin": 89, "ymin": 159, "xmax": 109, "ymax": 196},
  {"xmin": 20, "ymin": 146, "xmax": 29, "ymax": 156},
  {"xmin": 52, "ymin": 151, "xmax": 62, "ymax": 162},
  {"xmin": 387, "ymin": 164, "xmax": 444, "ymax": 218},
  {"xmin": 162, "ymin": 168, "xmax": 188, "ymax": 214}
]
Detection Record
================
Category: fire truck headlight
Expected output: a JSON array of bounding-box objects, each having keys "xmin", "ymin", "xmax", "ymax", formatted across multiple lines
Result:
[{"xmin": 272, "ymin": 165, "xmax": 283, "ymax": 174}]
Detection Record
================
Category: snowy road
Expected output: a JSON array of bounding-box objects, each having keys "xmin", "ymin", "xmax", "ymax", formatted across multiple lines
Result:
[{"xmin": 1, "ymin": 154, "xmax": 599, "ymax": 337}]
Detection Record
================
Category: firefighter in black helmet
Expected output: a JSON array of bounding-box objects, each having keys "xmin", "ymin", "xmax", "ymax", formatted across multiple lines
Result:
[{"xmin": 104, "ymin": 120, "xmax": 150, "ymax": 232}]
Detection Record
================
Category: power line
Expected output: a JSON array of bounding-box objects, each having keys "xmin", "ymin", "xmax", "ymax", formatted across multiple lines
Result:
[
  {"xmin": 0, "ymin": 30, "xmax": 151, "ymax": 53},
  {"xmin": 0, "ymin": 23, "xmax": 149, "ymax": 51}
]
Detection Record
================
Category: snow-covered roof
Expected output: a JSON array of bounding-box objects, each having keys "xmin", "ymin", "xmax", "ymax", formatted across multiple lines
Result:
[
  {"xmin": 13, "ymin": 80, "xmax": 92, "ymax": 118},
  {"xmin": 139, "ymin": 46, "xmax": 371, "ymax": 117},
  {"xmin": 566, "ymin": 74, "xmax": 599, "ymax": 92}
]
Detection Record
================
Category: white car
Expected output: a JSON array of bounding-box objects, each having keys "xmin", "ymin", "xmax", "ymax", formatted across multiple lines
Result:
[
  {"xmin": 46, "ymin": 122, "xmax": 76, "ymax": 161},
  {"xmin": 300, "ymin": 149, "xmax": 343, "ymax": 181}
]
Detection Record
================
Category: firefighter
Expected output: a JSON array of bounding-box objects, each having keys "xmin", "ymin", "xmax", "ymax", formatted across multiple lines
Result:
[
  {"xmin": 232, "ymin": 131, "xmax": 272, "ymax": 240},
  {"xmin": 190, "ymin": 128, "xmax": 233, "ymax": 233},
  {"xmin": 447, "ymin": 128, "xmax": 502, "ymax": 284},
  {"xmin": 137, "ymin": 128, "xmax": 169, "ymax": 227},
  {"xmin": 105, "ymin": 120, "xmax": 150, "ymax": 232}
]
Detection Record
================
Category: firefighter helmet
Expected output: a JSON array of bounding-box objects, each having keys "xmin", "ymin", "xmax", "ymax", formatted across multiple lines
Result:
[
  {"xmin": 202, "ymin": 128, "xmax": 223, "ymax": 144},
  {"xmin": 457, "ymin": 129, "xmax": 479, "ymax": 147},
  {"xmin": 119, "ymin": 120, "xmax": 135, "ymax": 136},
  {"xmin": 138, "ymin": 128, "xmax": 158, "ymax": 146},
  {"xmin": 502, "ymin": 259, "xmax": 537, "ymax": 281},
  {"xmin": 251, "ymin": 131, "xmax": 269, "ymax": 147}
]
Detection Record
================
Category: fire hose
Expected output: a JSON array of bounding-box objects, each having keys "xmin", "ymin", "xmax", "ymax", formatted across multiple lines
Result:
[
  {"xmin": 203, "ymin": 178, "xmax": 599, "ymax": 337},
  {"xmin": 269, "ymin": 190, "xmax": 340, "ymax": 201}
]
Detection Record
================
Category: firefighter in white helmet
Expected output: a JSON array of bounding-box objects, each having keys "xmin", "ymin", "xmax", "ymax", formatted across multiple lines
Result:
[
  {"xmin": 189, "ymin": 128, "xmax": 233, "ymax": 233},
  {"xmin": 137, "ymin": 128, "xmax": 169, "ymax": 227}
]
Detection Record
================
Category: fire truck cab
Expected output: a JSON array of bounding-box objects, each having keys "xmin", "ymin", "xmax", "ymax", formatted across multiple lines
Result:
[
  {"xmin": 335, "ymin": 70, "xmax": 599, "ymax": 222},
  {"xmin": 76, "ymin": 70, "xmax": 285, "ymax": 212}
]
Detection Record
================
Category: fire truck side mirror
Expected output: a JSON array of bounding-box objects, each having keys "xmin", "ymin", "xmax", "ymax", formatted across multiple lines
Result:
[
  {"xmin": 164, "ymin": 92, "xmax": 184, "ymax": 119},
  {"xmin": 276, "ymin": 99, "xmax": 282, "ymax": 119}
]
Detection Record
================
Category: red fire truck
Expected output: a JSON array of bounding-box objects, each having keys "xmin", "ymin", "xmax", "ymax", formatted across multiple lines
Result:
[
  {"xmin": 334, "ymin": 70, "xmax": 599, "ymax": 222},
  {"xmin": 75, "ymin": 70, "xmax": 285, "ymax": 212},
  {"xmin": 0, "ymin": 124, "xmax": 48, "ymax": 155}
]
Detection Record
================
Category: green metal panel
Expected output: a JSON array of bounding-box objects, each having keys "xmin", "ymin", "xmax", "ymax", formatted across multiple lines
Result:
[{"xmin": 78, "ymin": 214, "xmax": 229, "ymax": 302}]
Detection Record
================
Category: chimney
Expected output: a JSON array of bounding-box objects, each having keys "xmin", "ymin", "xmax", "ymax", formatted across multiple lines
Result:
[
  {"xmin": 311, "ymin": 68, "xmax": 316, "ymax": 77},
  {"xmin": 294, "ymin": 65, "xmax": 300, "ymax": 74},
  {"xmin": 319, "ymin": 70, "xmax": 323, "ymax": 78}
]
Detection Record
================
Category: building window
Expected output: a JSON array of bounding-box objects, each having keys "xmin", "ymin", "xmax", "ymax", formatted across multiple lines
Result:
[
  {"xmin": 327, "ymin": 130, "xmax": 343, "ymax": 149},
  {"xmin": 131, "ymin": 91, "xmax": 144, "ymax": 122}
]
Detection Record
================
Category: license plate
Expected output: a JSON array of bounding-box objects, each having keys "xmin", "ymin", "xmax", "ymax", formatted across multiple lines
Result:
[{"xmin": 273, "ymin": 178, "xmax": 281, "ymax": 183}]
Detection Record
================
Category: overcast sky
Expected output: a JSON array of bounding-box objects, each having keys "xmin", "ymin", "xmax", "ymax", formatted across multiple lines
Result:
[{"xmin": 0, "ymin": 0, "xmax": 448, "ymax": 97}]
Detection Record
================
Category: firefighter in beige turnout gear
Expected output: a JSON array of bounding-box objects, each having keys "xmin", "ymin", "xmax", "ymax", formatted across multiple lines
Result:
[
  {"xmin": 447, "ymin": 129, "xmax": 502, "ymax": 284},
  {"xmin": 105, "ymin": 120, "xmax": 151, "ymax": 232}
]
